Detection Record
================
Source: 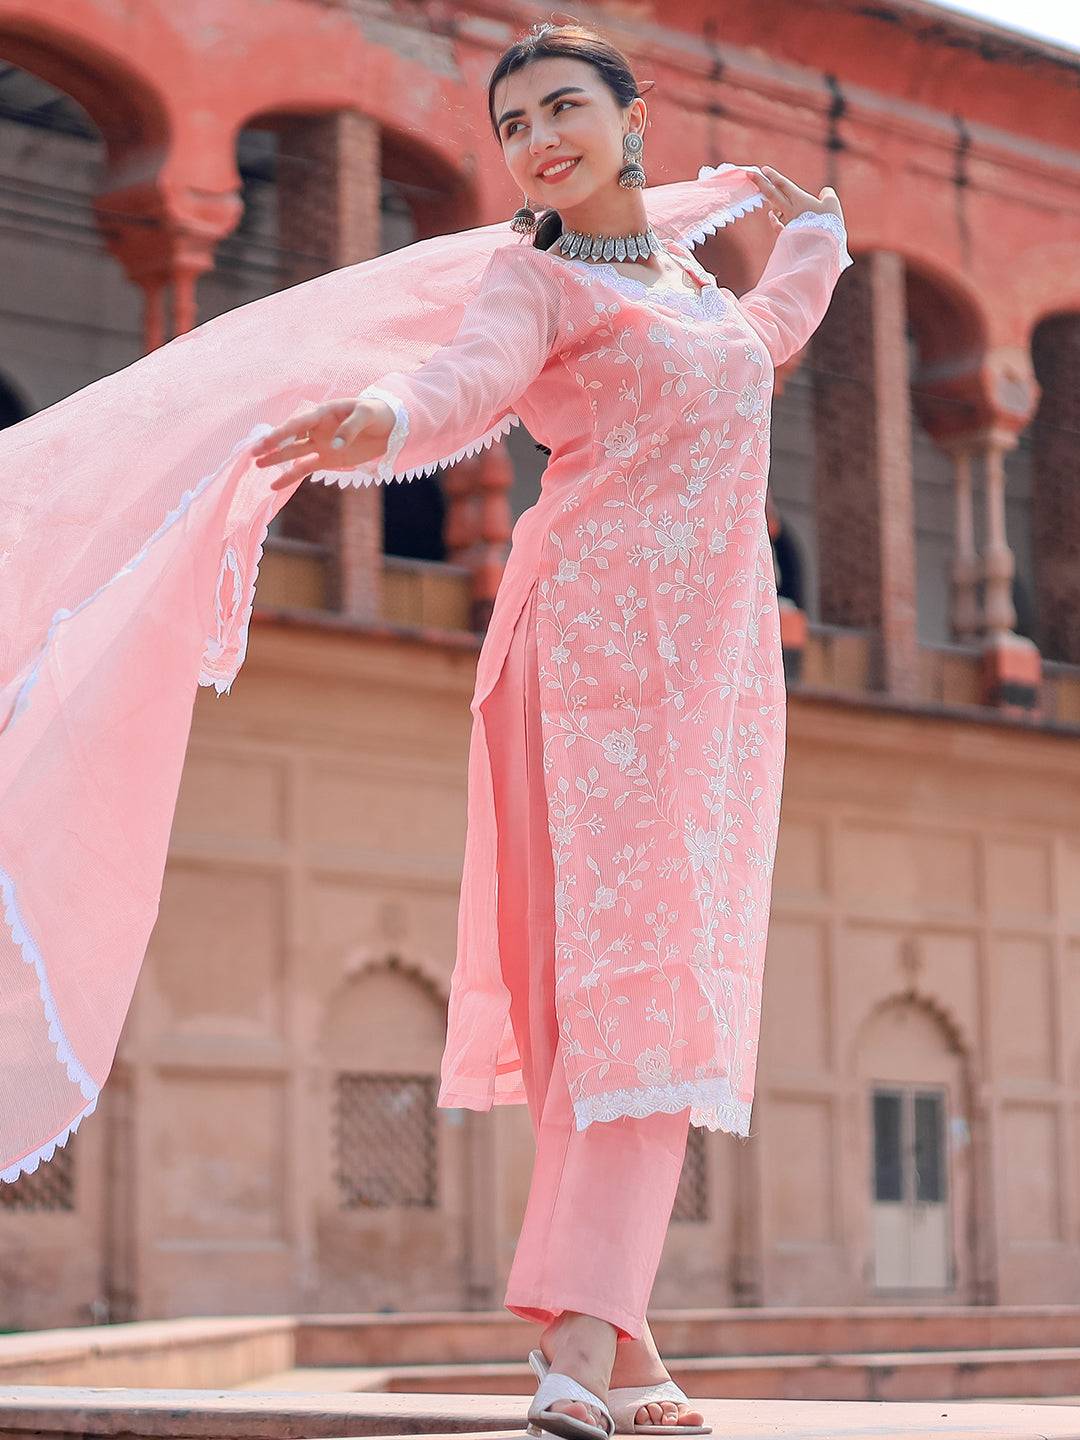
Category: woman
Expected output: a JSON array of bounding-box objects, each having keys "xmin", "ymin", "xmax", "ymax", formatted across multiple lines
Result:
[
  {"xmin": 253, "ymin": 23, "xmax": 850, "ymax": 1440},
  {"xmin": 0, "ymin": 20, "xmax": 847, "ymax": 1434}
]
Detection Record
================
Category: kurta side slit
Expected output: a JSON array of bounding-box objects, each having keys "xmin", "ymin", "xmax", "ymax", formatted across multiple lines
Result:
[{"xmin": 486, "ymin": 585, "xmax": 690, "ymax": 1339}]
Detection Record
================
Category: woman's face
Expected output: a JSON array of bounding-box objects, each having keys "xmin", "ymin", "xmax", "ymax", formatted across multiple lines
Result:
[{"xmin": 493, "ymin": 56, "xmax": 645, "ymax": 210}]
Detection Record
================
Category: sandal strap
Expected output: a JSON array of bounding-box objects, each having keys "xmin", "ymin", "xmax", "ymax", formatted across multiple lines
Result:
[
  {"xmin": 607, "ymin": 1381, "xmax": 689, "ymax": 1428},
  {"xmin": 530, "ymin": 1372, "xmax": 615, "ymax": 1437}
]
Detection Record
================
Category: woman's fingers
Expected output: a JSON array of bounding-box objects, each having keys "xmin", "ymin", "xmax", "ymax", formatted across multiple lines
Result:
[
  {"xmin": 253, "ymin": 407, "xmax": 328, "ymax": 457},
  {"xmin": 255, "ymin": 397, "xmax": 395, "ymax": 490},
  {"xmin": 760, "ymin": 165, "xmax": 797, "ymax": 198},
  {"xmin": 270, "ymin": 460, "xmax": 317, "ymax": 492},
  {"xmin": 258, "ymin": 437, "xmax": 321, "ymax": 467}
]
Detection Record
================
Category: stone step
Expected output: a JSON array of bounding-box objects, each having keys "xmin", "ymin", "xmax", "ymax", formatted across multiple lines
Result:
[
  {"xmin": 249, "ymin": 1349, "xmax": 1080, "ymax": 1404},
  {"xmin": 296, "ymin": 1309, "xmax": 1080, "ymax": 1368},
  {"xmin": 1, "ymin": 1387, "xmax": 1080, "ymax": 1440}
]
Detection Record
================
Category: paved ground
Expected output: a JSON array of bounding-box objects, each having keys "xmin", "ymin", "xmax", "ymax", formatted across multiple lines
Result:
[{"xmin": 2, "ymin": 1388, "xmax": 1080, "ymax": 1439}]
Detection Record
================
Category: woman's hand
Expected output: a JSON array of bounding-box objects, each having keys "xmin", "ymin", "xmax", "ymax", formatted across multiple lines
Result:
[
  {"xmin": 253, "ymin": 397, "xmax": 396, "ymax": 491},
  {"xmin": 754, "ymin": 166, "xmax": 844, "ymax": 233}
]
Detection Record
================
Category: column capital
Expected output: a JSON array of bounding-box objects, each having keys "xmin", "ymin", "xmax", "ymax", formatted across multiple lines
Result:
[{"xmin": 94, "ymin": 179, "xmax": 243, "ymax": 349}]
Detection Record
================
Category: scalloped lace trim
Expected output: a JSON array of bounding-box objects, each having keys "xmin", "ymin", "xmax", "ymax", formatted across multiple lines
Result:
[
  {"xmin": 573, "ymin": 1079, "xmax": 751, "ymax": 1136},
  {"xmin": 678, "ymin": 169, "xmax": 767, "ymax": 248},
  {"xmin": 0, "ymin": 1099, "xmax": 96, "ymax": 1185},
  {"xmin": 316, "ymin": 407, "xmax": 521, "ymax": 488},
  {"xmin": 0, "ymin": 864, "xmax": 100, "ymax": 1184},
  {"xmin": 787, "ymin": 209, "xmax": 854, "ymax": 269}
]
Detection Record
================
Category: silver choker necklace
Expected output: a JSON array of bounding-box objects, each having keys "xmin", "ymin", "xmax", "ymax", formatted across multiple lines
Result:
[{"xmin": 556, "ymin": 226, "xmax": 662, "ymax": 263}]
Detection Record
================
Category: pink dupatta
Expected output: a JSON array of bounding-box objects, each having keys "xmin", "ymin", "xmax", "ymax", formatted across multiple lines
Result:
[{"xmin": 0, "ymin": 165, "xmax": 764, "ymax": 1181}]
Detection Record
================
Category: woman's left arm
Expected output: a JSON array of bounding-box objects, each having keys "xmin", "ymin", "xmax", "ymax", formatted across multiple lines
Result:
[{"xmin": 734, "ymin": 167, "xmax": 853, "ymax": 366}]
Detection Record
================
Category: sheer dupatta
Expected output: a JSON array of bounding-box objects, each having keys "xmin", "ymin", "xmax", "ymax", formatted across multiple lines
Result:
[{"xmin": 0, "ymin": 164, "xmax": 764, "ymax": 1181}]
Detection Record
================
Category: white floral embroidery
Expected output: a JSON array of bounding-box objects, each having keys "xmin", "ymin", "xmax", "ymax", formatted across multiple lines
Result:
[{"xmin": 533, "ymin": 250, "xmax": 788, "ymax": 1134}]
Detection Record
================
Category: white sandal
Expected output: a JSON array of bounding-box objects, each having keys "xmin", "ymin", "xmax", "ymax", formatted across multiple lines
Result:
[
  {"xmin": 527, "ymin": 1349, "xmax": 615, "ymax": 1440},
  {"xmin": 608, "ymin": 1381, "xmax": 712, "ymax": 1436}
]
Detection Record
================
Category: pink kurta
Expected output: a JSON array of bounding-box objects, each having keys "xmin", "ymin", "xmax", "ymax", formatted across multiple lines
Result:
[{"xmin": 369, "ymin": 210, "xmax": 851, "ymax": 1134}]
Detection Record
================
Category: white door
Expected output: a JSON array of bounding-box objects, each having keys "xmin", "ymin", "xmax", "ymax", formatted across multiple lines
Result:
[{"xmin": 872, "ymin": 1087, "xmax": 951, "ymax": 1290}]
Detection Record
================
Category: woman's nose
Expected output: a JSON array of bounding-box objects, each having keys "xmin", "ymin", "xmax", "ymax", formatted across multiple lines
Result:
[{"xmin": 529, "ymin": 119, "xmax": 559, "ymax": 153}]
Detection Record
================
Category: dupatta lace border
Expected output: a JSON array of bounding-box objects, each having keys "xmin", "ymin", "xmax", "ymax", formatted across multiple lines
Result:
[{"xmin": 0, "ymin": 864, "xmax": 99, "ymax": 1183}]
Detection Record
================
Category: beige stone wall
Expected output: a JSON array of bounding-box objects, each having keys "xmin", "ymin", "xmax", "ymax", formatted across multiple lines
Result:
[
  {"xmin": 753, "ymin": 701, "xmax": 1078, "ymax": 1305},
  {"xmin": 4, "ymin": 610, "xmax": 1080, "ymax": 1327}
]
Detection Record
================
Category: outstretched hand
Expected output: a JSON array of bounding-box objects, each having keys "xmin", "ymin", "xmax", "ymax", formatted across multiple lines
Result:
[
  {"xmin": 753, "ymin": 166, "xmax": 844, "ymax": 233},
  {"xmin": 252, "ymin": 397, "xmax": 397, "ymax": 491}
]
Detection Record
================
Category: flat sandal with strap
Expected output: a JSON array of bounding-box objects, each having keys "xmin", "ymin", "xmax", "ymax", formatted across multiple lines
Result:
[
  {"xmin": 527, "ymin": 1349, "xmax": 615, "ymax": 1440},
  {"xmin": 608, "ymin": 1381, "xmax": 712, "ymax": 1436}
]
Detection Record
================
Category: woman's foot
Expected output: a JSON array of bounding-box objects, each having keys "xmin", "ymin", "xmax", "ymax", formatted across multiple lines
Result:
[
  {"xmin": 538, "ymin": 1312, "xmax": 617, "ymax": 1430},
  {"xmin": 608, "ymin": 1324, "xmax": 705, "ymax": 1430}
]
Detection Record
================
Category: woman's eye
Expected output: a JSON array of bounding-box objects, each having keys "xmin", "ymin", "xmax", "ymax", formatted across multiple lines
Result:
[{"xmin": 554, "ymin": 100, "xmax": 577, "ymax": 114}]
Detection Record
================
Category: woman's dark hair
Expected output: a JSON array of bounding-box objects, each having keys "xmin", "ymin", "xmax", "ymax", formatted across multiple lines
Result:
[{"xmin": 488, "ymin": 24, "xmax": 642, "ymax": 251}]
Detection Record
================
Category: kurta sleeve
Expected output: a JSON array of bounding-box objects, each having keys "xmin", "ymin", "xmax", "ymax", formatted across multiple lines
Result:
[
  {"xmin": 733, "ymin": 210, "xmax": 853, "ymax": 366},
  {"xmin": 352, "ymin": 244, "xmax": 566, "ymax": 482}
]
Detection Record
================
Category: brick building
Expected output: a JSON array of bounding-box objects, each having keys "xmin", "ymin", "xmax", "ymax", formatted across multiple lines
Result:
[{"xmin": 1, "ymin": 0, "xmax": 1080, "ymax": 1327}]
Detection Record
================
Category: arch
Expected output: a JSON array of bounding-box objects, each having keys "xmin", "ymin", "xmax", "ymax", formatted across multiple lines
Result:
[
  {"xmin": 380, "ymin": 121, "xmax": 478, "ymax": 238},
  {"xmin": 850, "ymin": 989, "xmax": 987, "ymax": 1299},
  {"xmin": 906, "ymin": 261, "xmax": 988, "ymax": 373},
  {"xmin": 322, "ymin": 954, "xmax": 447, "ymax": 1076},
  {"xmin": 0, "ymin": 20, "xmax": 169, "ymax": 175},
  {"xmin": 337, "ymin": 948, "xmax": 450, "ymax": 1008},
  {"xmin": 237, "ymin": 105, "xmax": 478, "ymax": 243},
  {"xmin": 905, "ymin": 261, "xmax": 992, "ymax": 440},
  {"xmin": 851, "ymin": 989, "xmax": 972, "ymax": 1073}
]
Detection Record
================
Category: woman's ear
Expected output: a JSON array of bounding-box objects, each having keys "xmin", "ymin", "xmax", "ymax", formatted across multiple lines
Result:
[{"xmin": 629, "ymin": 96, "xmax": 648, "ymax": 136}]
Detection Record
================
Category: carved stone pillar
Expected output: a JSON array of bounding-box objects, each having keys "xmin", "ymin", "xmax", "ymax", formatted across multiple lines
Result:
[
  {"xmin": 811, "ymin": 251, "xmax": 918, "ymax": 698},
  {"xmin": 980, "ymin": 431, "xmax": 1018, "ymax": 639},
  {"xmin": 939, "ymin": 428, "xmax": 1040, "ymax": 712},
  {"xmin": 1031, "ymin": 315, "xmax": 1080, "ymax": 665},
  {"xmin": 277, "ymin": 112, "xmax": 383, "ymax": 620},
  {"xmin": 977, "ymin": 430, "xmax": 1040, "ymax": 713},
  {"xmin": 944, "ymin": 442, "xmax": 981, "ymax": 644}
]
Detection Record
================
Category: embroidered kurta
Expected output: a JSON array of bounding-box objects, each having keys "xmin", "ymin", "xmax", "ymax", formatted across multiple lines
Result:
[{"xmin": 368, "ymin": 210, "xmax": 851, "ymax": 1134}]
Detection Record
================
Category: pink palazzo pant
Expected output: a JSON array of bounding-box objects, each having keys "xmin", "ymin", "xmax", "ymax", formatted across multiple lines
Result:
[{"xmin": 484, "ymin": 585, "xmax": 691, "ymax": 1342}]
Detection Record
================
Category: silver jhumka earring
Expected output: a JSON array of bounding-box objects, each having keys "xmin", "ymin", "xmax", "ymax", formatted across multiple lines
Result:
[
  {"xmin": 619, "ymin": 131, "xmax": 647, "ymax": 189},
  {"xmin": 511, "ymin": 193, "xmax": 538, "ymax": 234}
]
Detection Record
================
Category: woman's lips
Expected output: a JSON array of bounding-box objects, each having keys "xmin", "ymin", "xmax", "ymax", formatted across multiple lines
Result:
[{"xmin": 536, "ymin": 157, "xmax": 581, "ymax": 184}]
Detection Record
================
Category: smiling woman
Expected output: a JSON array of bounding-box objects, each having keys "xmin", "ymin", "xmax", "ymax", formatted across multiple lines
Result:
[
  {"xmin": 0, "ymin": 17, "xmax": 848, "ymax": 1439},
  {"xmin": 253, "ymin": 24, "xmax": 846, "ymax": 1438}
]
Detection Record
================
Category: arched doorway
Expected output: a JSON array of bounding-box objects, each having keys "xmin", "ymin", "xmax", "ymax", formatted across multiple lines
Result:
[
  {"xmin": 312, "ymin": 957, "xmax": 470, "ymax": 1311},
  {"xmin": 0, "ymin": 61, "xmax": 142, "ymax": 411},
  {"xmin": 853, "ymin": 996, "xmax": 975, "ymax": 1299},
  {"xmin": 907, "ymin": 265, "xmax": 1034, "ymax": 651}
]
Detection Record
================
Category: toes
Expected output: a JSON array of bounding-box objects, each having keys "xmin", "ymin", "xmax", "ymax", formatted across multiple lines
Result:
[
  {"xmin": 550, "ymin": 1400, "xmax": 603, "ymax": 1428},
  {"xmin": 634, "ymin": 1402, "xmax": 704, "ymax": 1429}
]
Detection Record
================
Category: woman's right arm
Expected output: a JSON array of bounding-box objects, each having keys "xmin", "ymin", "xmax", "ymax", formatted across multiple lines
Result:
[{"xmin": 255, "ymin": 246, "xmax": 565, "ymax": 490}]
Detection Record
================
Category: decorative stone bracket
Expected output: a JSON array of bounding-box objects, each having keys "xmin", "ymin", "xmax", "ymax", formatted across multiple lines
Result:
[{"xmin": 94, "ymin": 180, "xmax": 243, "ymax": 351}]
